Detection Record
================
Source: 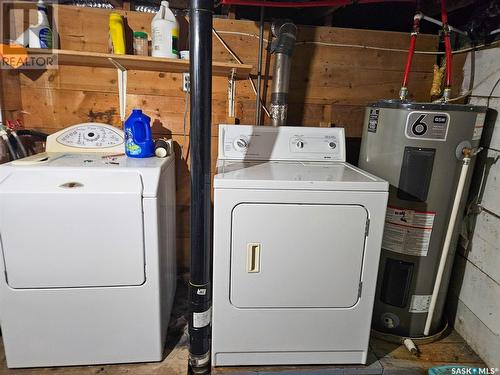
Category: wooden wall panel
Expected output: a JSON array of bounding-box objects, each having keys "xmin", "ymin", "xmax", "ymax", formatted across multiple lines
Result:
[
  {"xmin": 447, "ymin": 47, "xmax": 500, "ymax": 368},
  {"xmin": 5, "ymin": 5, "xmax": 467, "ymax": 269},
  {"xmin": 0, "ymin": 70, "xmax": 23, "ymax": 121}
]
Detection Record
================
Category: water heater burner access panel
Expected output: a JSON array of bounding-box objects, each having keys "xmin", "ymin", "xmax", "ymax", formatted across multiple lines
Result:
[{"xmin": 219, "ymin": 125, "xmax": 346, "ymax": 162}]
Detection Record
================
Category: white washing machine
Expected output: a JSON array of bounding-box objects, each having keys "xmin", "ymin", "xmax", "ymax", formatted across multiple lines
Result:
[
  {"xmin": 0, "ymin": 123, "xmax": 176, "ymax": 368},
  {"xmin": 212, "ymin": 125, "xmax": 389, "ymax": 366}
]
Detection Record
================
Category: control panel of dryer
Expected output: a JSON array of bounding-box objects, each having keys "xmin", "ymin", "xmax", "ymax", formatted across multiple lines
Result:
[{"xmin": 218, "ymin": 124, "xmax": 346, "ymax": 161}]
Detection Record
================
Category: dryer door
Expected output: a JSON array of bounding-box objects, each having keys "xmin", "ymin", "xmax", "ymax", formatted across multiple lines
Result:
[
  {"xmin": 0, "ymin": 170, "xmax": 145, "ymax": 288},
  {"xmin": 230, "ymin": 203, "xmax": 368, "ymax": 308}
]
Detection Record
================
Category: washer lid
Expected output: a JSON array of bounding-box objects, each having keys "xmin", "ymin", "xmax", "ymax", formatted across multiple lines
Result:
[
  {"xmin": 3, "ymin": 152, "xmax": 174, "ymax": 198},
  {"xmin": 214, "ymin": 160, "xmax": 388, "ymax": 191}
]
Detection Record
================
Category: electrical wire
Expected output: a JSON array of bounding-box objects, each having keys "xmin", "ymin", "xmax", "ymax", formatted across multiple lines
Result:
[
  {"xmin": 182, "ymin": 89, "xmax": 190, "ymax": 160},
  {"xmin": 213, "ymin": 28, "xmax": 243, "ymax": 64},
  {"xmin": 213, "ymin": 26, "xmax": 500, "ymax": 110},
  {"xmin": 462, "ymin": 76, "xmax": 500, "ymax": 248},
  {"xmin": 215, "ymin": 30, "xmax": 500, "ymax": 55},
  {"xmin": 445, "ymin": 68, "xmax": 500, "ymax": 102},
  {"xmin": 212, "ymin": 28, "xmax": 271, "ymax": 118},
  {"xmin": 486, "ymin": 76, "xmax": 500, "ymax": 108}
]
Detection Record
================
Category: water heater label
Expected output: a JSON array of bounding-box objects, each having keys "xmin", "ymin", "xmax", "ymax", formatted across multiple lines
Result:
[
  {"xmin": 382, "ymin": 206, "xmax": 436, "ymax": 257},
  {"xmin": 473, "ymin": 113, "xmax": 486, "ymax": 141},
  {"xmin": 368, "ymin": 109, "xmax": 379, "ymax": 133},
  {"xmin": 405, "ymin": 112, "xmax": 450, "ymax": 141},
  {"xmin": 409, "ymin": 294, "xmax": 431, "ymax": 313}
]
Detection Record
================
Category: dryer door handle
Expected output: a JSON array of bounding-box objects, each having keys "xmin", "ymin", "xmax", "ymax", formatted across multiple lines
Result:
[{"xmin": 247, "ymin": 243, "xmax": 261, "ymax": 273}]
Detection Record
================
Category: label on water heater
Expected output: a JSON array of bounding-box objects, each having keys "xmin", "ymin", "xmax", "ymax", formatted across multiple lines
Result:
[
  {"xmin": 368, "ymin": 109, "xmax": 379, "ymax": 133},
  {"xmin": 382, "ymin": 206, "xmax": 436, "ymax": 257},
  {"xmin": 409, "ymin": 294, "xmax": 431, "ymax": 313},
  {"xmin": 405, "ymin": 111, "xmax": 450, "ymax": 141},
  {"xmin": 473, "ymin": 113, "xmax": 486, "ymax": 141}
]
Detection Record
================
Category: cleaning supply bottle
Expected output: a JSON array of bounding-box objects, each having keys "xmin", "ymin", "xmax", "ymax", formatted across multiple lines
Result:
[
  {"xmin": 124, "ymin": 109, "xmax": 155, "ymax": 158},
  {"xmin": 151, "ymin": 1, "xmax": 179, "ymax": 58},
  {"xmin": 28, "ymin": 0, "xmax": 53, "ymax": 48},
  {"xmin": 108, "ymin": 12, "xmax": 126, "ymax": 55}
]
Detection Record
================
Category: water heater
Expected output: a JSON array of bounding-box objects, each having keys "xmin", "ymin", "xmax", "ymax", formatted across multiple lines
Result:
[{"xmin": 359, "ymin": 99, "xmax": 486, "ymax": 337}]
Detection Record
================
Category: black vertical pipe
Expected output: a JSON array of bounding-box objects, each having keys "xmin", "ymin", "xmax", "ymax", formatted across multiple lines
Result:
[
  {"xmin": 188, "ymin": 0, "xmax": 213, "ymax": 372},
  {"xmin": 255, "ymin": 7, "xmax": 265, "ymax": 126}
]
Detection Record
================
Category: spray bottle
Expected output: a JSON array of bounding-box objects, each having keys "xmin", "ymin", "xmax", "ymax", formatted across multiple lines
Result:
[
  {"xmin": 151, "ymin": 1, "xmax": 179, "ymax": 58},
  {"xmin": 28, "ymin": 0, "xmax": 53, "ymax": 48}
]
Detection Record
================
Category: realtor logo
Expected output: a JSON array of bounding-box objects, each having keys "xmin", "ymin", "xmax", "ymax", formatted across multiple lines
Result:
[{"xmin": 0, "ymin": 0, "xmax": 58, "ymax": 69}]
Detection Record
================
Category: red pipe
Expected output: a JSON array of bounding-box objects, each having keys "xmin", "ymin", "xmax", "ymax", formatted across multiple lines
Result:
[
  {"xmin": 402, "ymin": 34, "xmax": 417, "ymax": 88},
  {"xmin": 440, "ymin": 0, "xmax": 452, "ymax": 88},
  {"xmin": 444, "ymin": 34, "xmax": 452, "ymax": 88},
  {"xmin": 400, "ymin": 13, "xmax": 421, "ymax": 99},
  {"xmin": 220, "ymin": 0, "xmax": 415, "ymax": 7},
  {"xmin": 440, "ymin": 0, "xmax": 448, "ymax": 24}
]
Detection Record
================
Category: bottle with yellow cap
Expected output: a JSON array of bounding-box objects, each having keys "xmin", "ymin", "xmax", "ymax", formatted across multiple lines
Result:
[{"xmin": 108, "ymin": 12, "xmax": 126, "ymax": 55}]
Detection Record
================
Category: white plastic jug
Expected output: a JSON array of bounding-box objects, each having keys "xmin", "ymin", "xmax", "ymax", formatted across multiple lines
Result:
[
  {"xmin": 151, "ymin": 1, "xmax": 179, "ymax": 58},
  {"xmin": 28, "ymin": 0, "xmax": 53, "ymax": 48}
]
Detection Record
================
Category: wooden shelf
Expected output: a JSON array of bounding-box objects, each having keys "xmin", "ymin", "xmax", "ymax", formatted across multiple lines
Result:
[{"xmin": 27, "ymin": 49, "xmax": 252, "ymax": 79}]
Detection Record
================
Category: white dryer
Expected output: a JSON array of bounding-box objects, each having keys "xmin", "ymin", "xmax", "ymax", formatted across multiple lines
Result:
[
  {"xmin": 0, "ymin": 123, "xmax": 176, "ymax": 368},
  {"xmin": 212, "ymin": 125, "xmax": 388, "ymax": 366}
]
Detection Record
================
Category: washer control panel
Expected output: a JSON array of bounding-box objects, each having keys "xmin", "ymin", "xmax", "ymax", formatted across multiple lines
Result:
[
  {"xmin": 46, "ymin": 123, "xmax": 125, "ymax": 153},
  {"xmin": 219, "ymin": 124, "xmax": 346, "ymax": 161}
]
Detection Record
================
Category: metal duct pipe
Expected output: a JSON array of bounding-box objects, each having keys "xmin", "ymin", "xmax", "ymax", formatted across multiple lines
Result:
[
  {"xmin": 270, "ymin": 21, "xmax": 297, "ymax": 127},
  {"xmin": 188, "ymin": 0, "xmax": 213, "ymax": 373}
]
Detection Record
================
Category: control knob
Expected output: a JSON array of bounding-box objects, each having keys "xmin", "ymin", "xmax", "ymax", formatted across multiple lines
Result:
[{"xmin": 233, "ymin": 137, "xmax": 249, "ymax": 152}]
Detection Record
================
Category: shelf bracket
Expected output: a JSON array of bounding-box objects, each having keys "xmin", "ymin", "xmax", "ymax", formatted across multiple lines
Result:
[
  {"xmin": 109, "ymin": 57, "xmax": 128, "ymax": 123},
  {"xmin": 228, "ymin": 68, "xmax": 236, "ymax": 119}
]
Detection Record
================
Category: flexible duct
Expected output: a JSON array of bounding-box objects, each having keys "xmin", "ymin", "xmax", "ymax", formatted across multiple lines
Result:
[{"xmin": 270, "ymin": 21, "xmax": 297, "ymax": 127}]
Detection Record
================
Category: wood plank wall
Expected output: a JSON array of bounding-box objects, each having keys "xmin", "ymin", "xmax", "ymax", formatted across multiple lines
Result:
[
  {"xmin": 447, "ymin": 47, "xmax": 500, "ymax": 368},
  {"xmin": 0, "ymin": 5, "xmax": 465, "ymax": 269}
]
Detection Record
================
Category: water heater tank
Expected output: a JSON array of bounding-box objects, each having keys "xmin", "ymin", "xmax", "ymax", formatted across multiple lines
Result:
[{"xmin": 359, "ymin": 99, "xmax": 486, "ymax": 337}]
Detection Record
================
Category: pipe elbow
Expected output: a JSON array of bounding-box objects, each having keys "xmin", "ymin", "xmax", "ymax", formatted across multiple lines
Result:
[{"xmin": 271, "ymin": 20, "xmax": 297, "ymax": 57}]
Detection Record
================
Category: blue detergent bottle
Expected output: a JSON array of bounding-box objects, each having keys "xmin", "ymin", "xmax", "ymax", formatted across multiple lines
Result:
[{"xmin": 124, "ymin": 109, "xmax": 155, "ymax": 158}]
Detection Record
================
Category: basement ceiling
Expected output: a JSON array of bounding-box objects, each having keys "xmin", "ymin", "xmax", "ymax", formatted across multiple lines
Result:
[{"xmin": 63, "ymin": 0, "xmax": 500, "ymax": 40}]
